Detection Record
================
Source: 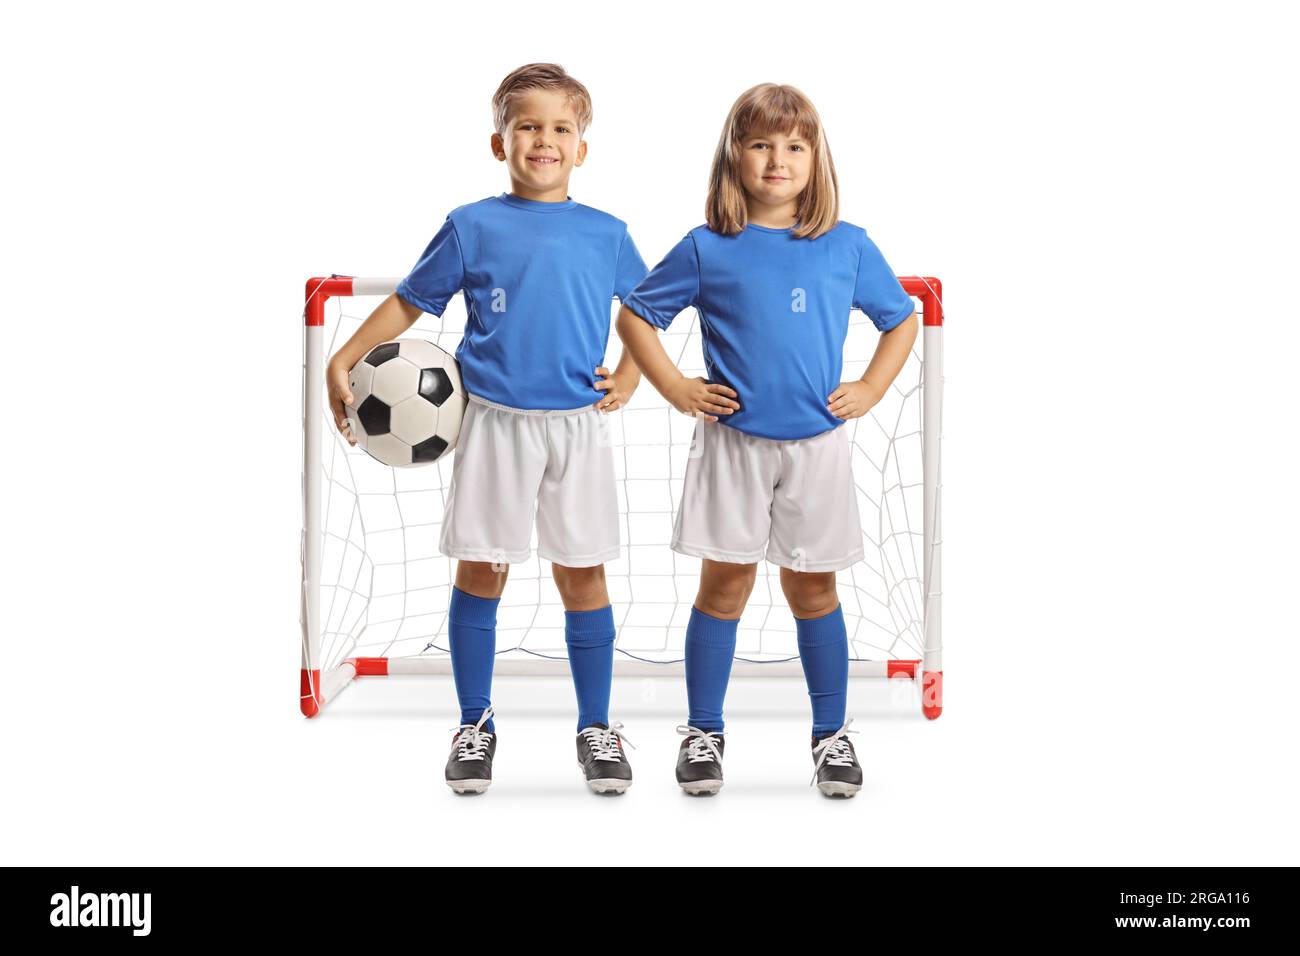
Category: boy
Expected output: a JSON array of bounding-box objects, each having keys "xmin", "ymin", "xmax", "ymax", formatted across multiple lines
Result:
[{"xmin": 326, "ymin": 64, "xmax": 648, "ymax": 795}]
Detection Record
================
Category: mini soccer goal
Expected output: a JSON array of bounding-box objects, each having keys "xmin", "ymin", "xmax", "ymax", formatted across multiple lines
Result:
[{"xmin": 301, "ymin": 275, "xmax": 944, "ymax": 719}]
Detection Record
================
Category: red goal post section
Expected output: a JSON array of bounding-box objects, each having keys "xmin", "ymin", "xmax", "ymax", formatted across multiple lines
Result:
[{"xmin": 301, "ymin": 275, "xmax": 944, "ymax": 719}]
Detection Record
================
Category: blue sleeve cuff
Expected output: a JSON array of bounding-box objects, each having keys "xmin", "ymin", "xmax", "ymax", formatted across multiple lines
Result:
[
  {"xmin": 875, "ymin": 300, "xmax": 916, "ymax": 333},
  {"xmin": 395, "ymin": 280, "xmax": 448, "ymax": 318},
  {"xmin": 621, "ymin": 294, "xmax": 674, "ymax": 330}
]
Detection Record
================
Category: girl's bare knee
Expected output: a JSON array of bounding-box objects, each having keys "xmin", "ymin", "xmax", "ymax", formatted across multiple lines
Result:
[
  {"xmin": 780, "ymin": 569, "xmax": 838, "ymax": 619},
  {"xmin": 695, "ymin": 561, "xmax": 757, "ymax": 619}
]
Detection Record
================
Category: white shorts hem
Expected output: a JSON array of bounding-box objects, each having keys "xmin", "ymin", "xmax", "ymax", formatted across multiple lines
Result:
[
  {"xmin": 537, "ymin": 546, "xmax": 622, "ymax": 568},
  {"xmin": 439, "ymin": 545, "xmax": 533, "ymax": 565},
  {"xmin": 765, "ymin": 549, "xmax": 866, "ymax": 573},
  {"xmin": 671, "ymin": 538, "xmax": 767, "ymax": 566}
]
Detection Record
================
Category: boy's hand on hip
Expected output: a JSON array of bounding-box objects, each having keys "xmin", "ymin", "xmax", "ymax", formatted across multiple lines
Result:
[
  {"xmin": 593, "ymin": 366, "xmax": 636, "ymax": 413},
  {"xmin": 828, "ymin": 380, "xmax": 882, "ymax": 420}
]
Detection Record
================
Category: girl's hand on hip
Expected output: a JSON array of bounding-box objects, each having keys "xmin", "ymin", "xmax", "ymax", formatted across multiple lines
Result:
[
  {"xmin": 828, "ymin": 380, "xmax": 882, "ymax": 420},
  {"xmin": 667, "ymin": 376, "xmax": 740, "ymax": 422}
]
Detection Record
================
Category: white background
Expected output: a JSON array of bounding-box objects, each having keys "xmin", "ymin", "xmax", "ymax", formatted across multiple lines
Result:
[{"xmin": 2, "ymin": 0, "xmax": 1297, "ymax": 866}]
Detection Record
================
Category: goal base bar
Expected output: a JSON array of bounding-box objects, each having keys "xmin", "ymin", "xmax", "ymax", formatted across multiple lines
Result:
[{"xmin": 301, "ymin": 661, "xmax": 943, "ymax": 720}]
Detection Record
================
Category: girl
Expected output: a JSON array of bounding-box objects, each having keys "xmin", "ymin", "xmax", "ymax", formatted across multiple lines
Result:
[{"xmin": 617, "ymin": 83, "xmax": 918, "ymax": 798}]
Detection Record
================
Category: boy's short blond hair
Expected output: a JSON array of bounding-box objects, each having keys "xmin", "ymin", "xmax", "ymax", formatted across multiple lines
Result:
[
  {"xmin": 706, "ymin": 83, "xmax": 840, "ymax": 240},
  {"xmin": 491, "ymin": 63, "xmax": 593, "ymax": 137}
]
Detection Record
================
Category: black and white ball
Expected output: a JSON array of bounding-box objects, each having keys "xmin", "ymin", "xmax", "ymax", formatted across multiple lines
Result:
[{"xmin": 345, "ymin": 338, "xmax": 465, "ymax": 466}]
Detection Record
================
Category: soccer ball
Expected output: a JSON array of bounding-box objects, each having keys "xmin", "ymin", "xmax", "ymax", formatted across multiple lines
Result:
[{"xmin": 345, "ymin": 338, "xmax": 466, "ymax": 466}]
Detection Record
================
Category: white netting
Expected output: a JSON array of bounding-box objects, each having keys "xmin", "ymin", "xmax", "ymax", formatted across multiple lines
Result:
[{"xmin": 309, "ymin": 287, "xmax": 933, "ymax": 675}]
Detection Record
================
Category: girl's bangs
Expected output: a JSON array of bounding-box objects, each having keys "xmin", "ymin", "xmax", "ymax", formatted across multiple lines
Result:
[{"xmin": 737, "ymin": 93, "xmax": 820, "ymax": 144}]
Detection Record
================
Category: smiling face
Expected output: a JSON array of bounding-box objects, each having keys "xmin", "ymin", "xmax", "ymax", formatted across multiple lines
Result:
[
  {"xmin": 737, "ymin": 128, "xmax": 813, "ymax": 225},
  {"xmin": 491, "ymin": 88, "xmax": 586, "ymax": 200}
]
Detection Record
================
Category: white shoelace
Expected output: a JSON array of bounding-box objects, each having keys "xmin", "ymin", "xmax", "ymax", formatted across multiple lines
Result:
[
  {"xmin": 451, "ymin": 707, "xmax": 495, "ymax": 763},
  {"xmin": 676, "ymin": 725, "xmax": 723, "ymax": 764},
  {"xmin": 810, "ymin": 719, "xmax": 859, "ymax": 785},
  {"xmin": 579, "ymin": 722, "xmax": 634, "ymax": 762}
]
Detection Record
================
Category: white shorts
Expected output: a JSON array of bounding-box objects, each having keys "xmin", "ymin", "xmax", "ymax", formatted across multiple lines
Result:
[
  {"xmin": 671, "ymin": 420, "xmax": 865, "ymax": 573},
  {"xmin": 439, "ymin": 395, "xmax": 619, "ymax": 568}
]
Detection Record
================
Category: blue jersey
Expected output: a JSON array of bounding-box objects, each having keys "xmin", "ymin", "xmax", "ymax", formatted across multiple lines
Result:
[
  {"xmin": 623, "ymin": 221, "xmax": 914, "ymax": 440},
  {"xmin": 396, "ymin": 193, "xmax": 649, "ymax": 410}
]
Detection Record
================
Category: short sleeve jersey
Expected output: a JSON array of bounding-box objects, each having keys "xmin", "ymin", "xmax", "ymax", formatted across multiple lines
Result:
[
  {"xmin": 622, "ymin": 221, "xmax": 914, "ymax": 440},
  {"xmin": 396, "ymin": 193, "xmax": 649, "ymax": 410}
]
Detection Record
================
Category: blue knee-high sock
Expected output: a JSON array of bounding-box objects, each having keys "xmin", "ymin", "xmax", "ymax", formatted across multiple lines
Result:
[
  {"xmin": 685, "ymin": 606, "xmax": 739, "ymax": 734},
  {"xmin": 448, "ymin": 587, "xmax": 499, "ymax": 732},
  {"xmin": 565, "ymin": 605, "xmax": 616, "ymax": 733},
  {"xmin": 796, "ymin": 605, "xmax": 849, "ymax": 737}
]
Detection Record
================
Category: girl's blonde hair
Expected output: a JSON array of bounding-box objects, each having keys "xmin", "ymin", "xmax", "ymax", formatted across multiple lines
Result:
[
  {"xmin": 491, "ymin": 63, "xmax": 593, "ymax": 137},
  {"xmin": 706, "ymin": 83, "xmax": 839, "ymax": 239}
]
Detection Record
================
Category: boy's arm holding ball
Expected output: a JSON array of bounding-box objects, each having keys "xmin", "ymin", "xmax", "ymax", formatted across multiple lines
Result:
[
  {"xmin": 325, "ymin": 293, "xmax": 424, "ymax": 444},
  {"xmin": 827, "ymin": 310, "xmax": 918, "ymax": 420}
]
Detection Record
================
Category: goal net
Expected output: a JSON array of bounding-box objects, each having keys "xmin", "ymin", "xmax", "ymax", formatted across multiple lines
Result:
[{"xmin": 301, "ymin": 276, "xmax": 944, "ymax": 718}]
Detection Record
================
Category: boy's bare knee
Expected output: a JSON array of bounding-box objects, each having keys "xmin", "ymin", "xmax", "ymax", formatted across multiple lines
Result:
[
  {"xmin": 455, "ymin": 560, "xmax": 508, "ymax": 599},
  {"xmin": 551, "ymin": 563, "xmax": 609, "ymax": 611}
]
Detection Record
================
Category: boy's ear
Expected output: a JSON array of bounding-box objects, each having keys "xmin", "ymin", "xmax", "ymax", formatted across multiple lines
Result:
[
  {"xmin": 574, "ymin": 139, "xmax": 587, "ymax": 167},
  {"xmin": 490, "ymin": 132, "xmax": 506, "ymax": 161}
]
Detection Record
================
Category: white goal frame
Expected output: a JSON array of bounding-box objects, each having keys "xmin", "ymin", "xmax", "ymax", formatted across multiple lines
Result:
[{"xmin": 301, "ymin": 275, "xmax": 944, "ymax": 720}]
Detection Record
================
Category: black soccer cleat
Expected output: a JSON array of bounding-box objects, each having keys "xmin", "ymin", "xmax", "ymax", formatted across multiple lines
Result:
[
  {"xmin": 445, "ymin": 708, "xmax": 497, "ymax": 794},
  {"xmin": 810, "ymin": 720, "xmax": 863, "ymax": 798},
  {"xmin": 675, "ymin": 725, "xmax": 725, "ymax": 796},
  {"xmin": 576, "ymin": 721, "xmax": 635, "ymax": 794}
]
